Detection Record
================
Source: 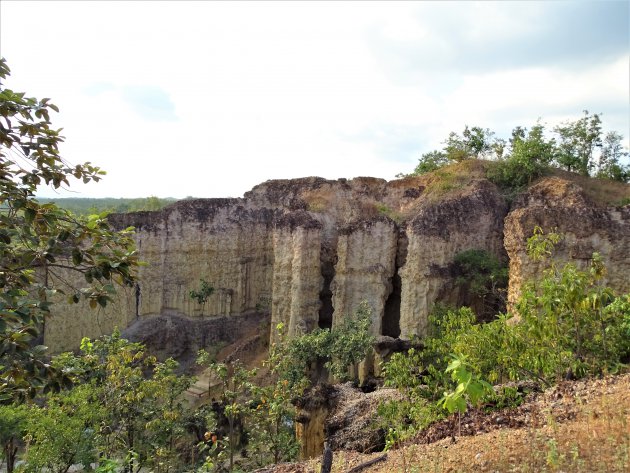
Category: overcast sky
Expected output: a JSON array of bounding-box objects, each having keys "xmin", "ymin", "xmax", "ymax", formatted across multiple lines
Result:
[{"xmin": 1, "ymin": 1, "xmax": 628, "ymax": 199}]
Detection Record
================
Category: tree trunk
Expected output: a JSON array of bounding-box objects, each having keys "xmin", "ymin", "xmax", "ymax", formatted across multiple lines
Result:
[{"xmin": 5, "ymin": 438, "xmax": 18, "ymax": 473}]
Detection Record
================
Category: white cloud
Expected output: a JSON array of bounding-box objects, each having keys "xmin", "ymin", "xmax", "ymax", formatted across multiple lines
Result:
[{"xmin": 1, "ymin": 1, "xmax": 627, "ymax": 198}]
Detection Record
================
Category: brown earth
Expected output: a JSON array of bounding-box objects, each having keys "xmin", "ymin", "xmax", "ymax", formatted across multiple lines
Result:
[{"xmin": 263, "ymin": 373, "xmax": 630, "ymax": 473}]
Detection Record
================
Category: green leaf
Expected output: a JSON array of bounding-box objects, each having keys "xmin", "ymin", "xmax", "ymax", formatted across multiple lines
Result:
[
  {"xmin": 71, "ymin": 248, "xmax": 83, "ymax": 265},
  {"xmin": 24, "ymin": 208, "xmax": 36, "ymax": 224}
]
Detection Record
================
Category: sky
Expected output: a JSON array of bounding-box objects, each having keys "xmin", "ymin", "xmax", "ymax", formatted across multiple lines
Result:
[{"xmin": 1, "ymin": 1, "xmax": 628, "ymax": 199}]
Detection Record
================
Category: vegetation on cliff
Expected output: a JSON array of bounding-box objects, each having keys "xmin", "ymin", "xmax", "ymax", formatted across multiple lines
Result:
[
  {"xmin": 378, "ymin": 228, "xmax": 630, "ymax": 453},
  {"xmin": 407, "ymin": 113, "xmax": 630, "ymax": 190}
]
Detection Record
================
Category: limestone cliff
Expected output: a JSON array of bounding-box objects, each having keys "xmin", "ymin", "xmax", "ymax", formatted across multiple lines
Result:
[{"xmin": 45, "ymin": 165, "xmax": 630, "ymax": 357}]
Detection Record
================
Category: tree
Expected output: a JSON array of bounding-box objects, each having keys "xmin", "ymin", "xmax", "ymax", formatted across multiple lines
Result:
[
  {"xmin": 247, "ymin": 378, "xmax": 299, "ymax": 467},
  {"xmin": 489, "ymin": 123, "xmax": 556, "ymax": 190},
  {"xmin": 0, "ymin": 403, "xmax": 27, "ymax": 473},
  {"xmin": 22, "ymin": 385, "xmax": 102, "ymax": 473},
  {"xmin": 275, "ymin": 302, "xmax": 375, "ymax": 388},
  {"xmin": 596, "ymin": 131, "xmax": 630, "ymax": 182},
  {"xmin": 195, "ymin": 355, "xmax": 256, "ymax": 472},
  {"xmin": 412, "ymin": 150, "xmax": 449, "ymax": 175},
  {"xmin": 443, "ymin": 126, "xmax": 494, "ymax": 162},
  {"xmin": 554, "ymin": 110, "xmax": 602, "ymax": 175},
  {"xmin": 54, "ymin": 332, "xmax": 193, "ymax": 473},
  {"xmin": 190, "ymin": 279, "xmax": 214, "ymax": 316},
  {"xmin": 0, "ymin": 57, "xmax": 139, "ymax": 403}
]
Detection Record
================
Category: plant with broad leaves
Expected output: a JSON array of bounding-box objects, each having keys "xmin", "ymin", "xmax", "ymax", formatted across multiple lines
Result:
[
  {"xmin": 439, "ymin": 354, "xmax": 492, "ymax": 437},
  {"xmin": 0, "ymin": 57, "xmax": 139, "ymax": 403}
]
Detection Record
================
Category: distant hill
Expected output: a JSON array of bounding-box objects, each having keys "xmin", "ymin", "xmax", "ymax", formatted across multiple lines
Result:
[{"xmin": 36, "ymin": 196, "xmax": 178, "ymax": 215}]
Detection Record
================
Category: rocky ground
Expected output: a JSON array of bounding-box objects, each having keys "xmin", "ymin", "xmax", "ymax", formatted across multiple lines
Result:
[{"xmin": 263, "ymin": 373, "xmax": 630, "ymax": 473}]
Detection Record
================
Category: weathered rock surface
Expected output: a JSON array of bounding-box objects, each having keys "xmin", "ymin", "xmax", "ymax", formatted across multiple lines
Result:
[
  {"xmin": 120, "ymin": 311, "xmax": 268, "ymax": 371},
  {"xmin": 45, "ymin": 169, "xmax": 629, "ymax": 359},
  {"xmin": 504, "ymin": 177, "xmax": 630, "ymax": 310},
  {"xmin": 400, "ymin": 179, "xmax": 508, "ymax": 338},
  {"xmin": 294, "ymin": 383, "xmax": 402, "ymax": 458}
]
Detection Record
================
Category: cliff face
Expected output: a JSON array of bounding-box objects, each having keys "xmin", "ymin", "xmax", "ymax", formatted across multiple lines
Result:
[
  {"xmin": 504, "ymin": 177, "xmax": 630, "ymax": 309},
  {"xmin": 45, "ymin": 168, "xmax": 630, "ymax": 355}
]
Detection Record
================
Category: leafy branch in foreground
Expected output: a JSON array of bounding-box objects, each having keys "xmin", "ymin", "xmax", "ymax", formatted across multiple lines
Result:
[{"xmin": 0, "ymin": 57, "xmax": 139, "ymax": 403}]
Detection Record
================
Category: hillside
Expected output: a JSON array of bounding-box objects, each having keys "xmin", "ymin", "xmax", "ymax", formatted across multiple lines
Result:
[
  {"xmin": 264, "ymin": 373, "xmax": 630, "ymax": 473},
  {"xmin": 4, "ymin": 161, "xmax": 629, "ymax": 472}
]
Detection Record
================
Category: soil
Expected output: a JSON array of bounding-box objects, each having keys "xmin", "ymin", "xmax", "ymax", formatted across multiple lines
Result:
[{"xmin": 264, "ymin": 372, "xmax": 630, "ymax": 472}]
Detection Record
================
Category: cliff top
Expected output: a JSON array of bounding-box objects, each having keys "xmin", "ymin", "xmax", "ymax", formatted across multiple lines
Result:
[{"xmin": 108, "ymin": 160, "xmax": 629, "ymax": 231}]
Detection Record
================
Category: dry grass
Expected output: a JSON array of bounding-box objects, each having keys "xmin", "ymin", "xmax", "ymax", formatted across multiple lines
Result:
[
  {"xmin": 419, "ymin": 160, "xmax": 491, "ymax": 201},
  {"xmin": 547, "ymin": 169, "xmax": 630, "ymax": 207},
  {"xmin": 299, "ymin": 374, "xmax": 629, "ymax": 473},
  {"xmin": 418, "ymin": 159, "xmax": 630, "ymax": 207}
]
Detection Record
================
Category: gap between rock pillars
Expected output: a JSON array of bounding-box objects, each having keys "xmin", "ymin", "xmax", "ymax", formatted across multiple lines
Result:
[
  {"xmin": 382, "ymin": 228, "xmax": 407, "ymax": 338},
  {"xmin": 382, "ymin": 272, "xmax": 401, "ymax": 337},
  {"xmin": 318, "ymin": 259, "xmax": 335, "ymax": 330}
]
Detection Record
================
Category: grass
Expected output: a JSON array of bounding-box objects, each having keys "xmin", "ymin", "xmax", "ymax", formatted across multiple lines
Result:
[
  {"xmin": 419, "ymin": 160, "xmax": 490, "ymax": 201},
  {"xmin": 312, "ymin": 374, "xmax": 629, "ymax": 473},
  {"xmin": 547, "ymin": 168, "xmax": 630, "ymax": 207},
  {"xmin": 375, "ymin": 203, "xmax": 404, "ymax": 223}
]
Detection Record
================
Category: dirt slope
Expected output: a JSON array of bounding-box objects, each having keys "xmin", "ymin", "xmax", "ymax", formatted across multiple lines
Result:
[{"xmin": 264, "ymin": 373, "xmax": 630, "ymax": 473}]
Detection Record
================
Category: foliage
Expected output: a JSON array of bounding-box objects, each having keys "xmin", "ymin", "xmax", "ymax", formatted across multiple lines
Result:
[
  {"xmin": 378, "ymin": 348, "xmax": 443, "ymax": 446},
  {"xmin": 526, "ymin": 226, "xmax": 562, "ymax": 260},
  {"xmin": 0, "ymin": 403, "xmax": 27, "ymax": 473},
  {"xmin": 196, "ymin": 354, "xmax": 256, "ymax": 472},
  {"xmin": 403, "ymin": 112, "xmax": 629, "ymax": 189},
  {"xmin": 277, "ymin": 302, "xmax": 375, "ymax": 387},
  {"xmin": 37, "ymin": 196, "xmax": 177, "ymax": 216},
  {"xmin": 554, "ymin": 110, "xmax": 602, "ymax": 175},
  {"xmin": 243, "ymin": 330, "xmax": 303, "ymax": 467},
  {"xmin": 51, "ymin": 331, "xmax": 193, "ymax": 473},
  {"xmin": 22, "ymin": 385, "xmax": 102, "ymax": 473},
  {"xmin": 444, "ymin": 126, "xmax": 495, "ymax": 162},
  {"xmin": 453, "ymin": 249, "xmax": 508, "ymax": 318},
  {"xmin": 488, "ymin": 122, "xmax": 556, "ymax": 191},
  {"xmin": 439, "ymin": 354, "xmax": 493, "ymax": 415},
  {"xmin": 247, "ymin": 380, "xmax": 300, "ymax": 467},
  {"xmin": 190, "ymin": 279, "xmax": 214, "ymax": 315},
  {"xmin": 0, "ymin": 57, "xmax": 139, "ymax": 403},
  {"xmin": 412, "ymin": 150, "xmax": 449, "ymax": 175},
  {"xmin": 596, "ymin": 131, "xmax": 630, "ymax": 182},
  {"xmin": 408, "ymin": 126, "xmax": 497, "ymax": 176},
  {"xmin": 381, "ymin": 227, "xmax": 630, "ymax": 443}
]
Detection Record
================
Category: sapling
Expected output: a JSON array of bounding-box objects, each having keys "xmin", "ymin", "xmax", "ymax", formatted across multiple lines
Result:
[
  {"xmin": 439, "ymin": 354, "xmax": 493, "ymax": 438},
  {"xmin": 190, "ymin": 279, "xmax": 214, "ymax": 316}
]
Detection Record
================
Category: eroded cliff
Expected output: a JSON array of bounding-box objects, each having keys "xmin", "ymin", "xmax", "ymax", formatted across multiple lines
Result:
[{"xmin": 45, "ymin": 164, "xmax": 630, "ymax": 358}]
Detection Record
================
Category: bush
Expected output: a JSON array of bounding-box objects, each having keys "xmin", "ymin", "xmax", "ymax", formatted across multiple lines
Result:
[
  {"xmin": 488, "ymin": 124, "xmax": 555, "ymax": 192},
  {"xmin": 276, "ymin": 302, "xmax": 375, "ymax": 387},
  {"xmin": 411, "ymin": 150, "xmax": 450, "ymax": 175},
  {"xmin": 380, "ymin": 228, "xmax": 630, "ymax": 441},
  {"xmin": 453, "ymin": 249, "xmax": 508, "ymax": 319}
]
